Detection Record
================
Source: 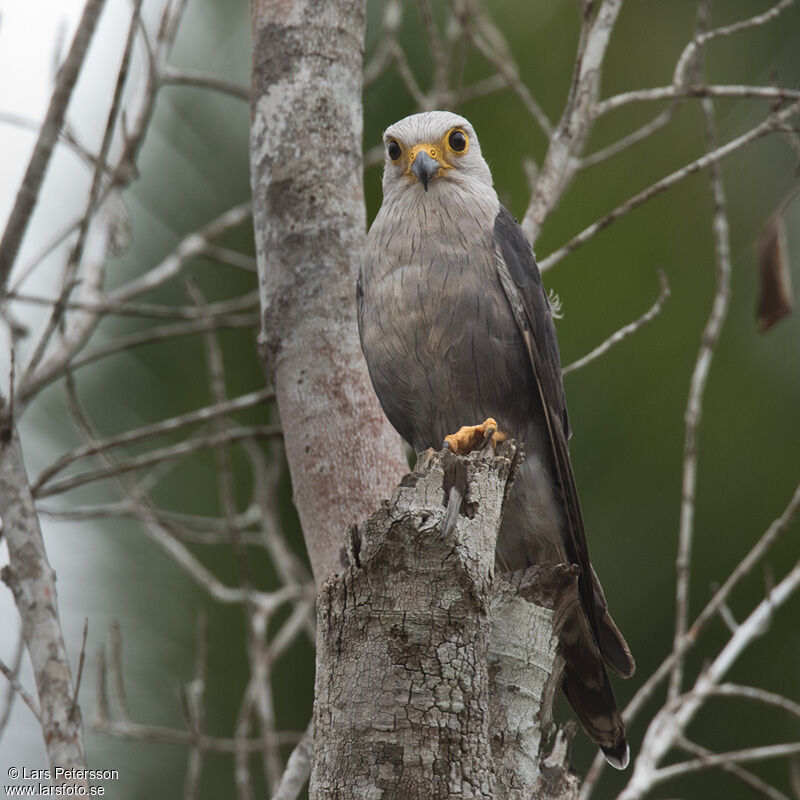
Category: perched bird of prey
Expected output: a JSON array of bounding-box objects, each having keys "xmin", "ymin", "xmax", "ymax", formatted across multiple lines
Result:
[{"xmin": 357, "ymin": 111, "xmax": 635, "ymax": 768}]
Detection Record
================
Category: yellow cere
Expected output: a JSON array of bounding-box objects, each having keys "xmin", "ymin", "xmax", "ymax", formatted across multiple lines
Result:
[{"xmin": 389, "ymin": 128, "xmax": 469, "ymax": 180}]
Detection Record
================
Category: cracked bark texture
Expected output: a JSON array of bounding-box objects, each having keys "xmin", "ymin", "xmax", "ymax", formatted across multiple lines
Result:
[
  {"xmin": 0, "ymin": 418, "xmax": 88, "ymax": 785},
  {"xmin": 489, "ymin": 566, "xmax": 577, "ymax": 799},
  {"xmin": 249, "ymin": 0, "xmax": 408, "ymax": 585},
  {"xmin": 311, "ymin": 445, "xmax": 578, "ymax": 799}
]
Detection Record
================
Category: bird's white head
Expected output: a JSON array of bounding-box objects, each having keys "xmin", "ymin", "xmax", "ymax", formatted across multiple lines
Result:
[{"xmin": 381, "ymin": 111, "xmax": 494, "ymax": 198}]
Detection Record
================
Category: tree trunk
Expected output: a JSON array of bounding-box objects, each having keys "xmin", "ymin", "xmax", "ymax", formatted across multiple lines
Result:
[
  {"xmin": 311, "ymin": 444, "xmax": 579, "ymax": 799},
  {"xmin": 249, "ymin": 0, "xmax": 408, "ymax": 585}
]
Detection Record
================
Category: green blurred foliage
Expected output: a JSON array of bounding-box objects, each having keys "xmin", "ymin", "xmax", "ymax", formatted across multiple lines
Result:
[{"xmin": 64, "ymin": 0, "xmax": 800, "ymax": 797}]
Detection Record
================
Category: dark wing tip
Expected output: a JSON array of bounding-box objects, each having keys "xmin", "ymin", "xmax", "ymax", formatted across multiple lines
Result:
[
  {"xmin": 598, "ymin": 609, "xmax": 636, "ymax": 679},
  {"xmin": 601, "ymin": 738, "xmax": 630, "ymax": 770}
]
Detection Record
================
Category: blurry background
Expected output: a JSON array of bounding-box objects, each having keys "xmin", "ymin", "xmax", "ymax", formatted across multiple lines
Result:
[{"xmin": 0, "ymin": 0, "xmax": 798, "ymax": 798}]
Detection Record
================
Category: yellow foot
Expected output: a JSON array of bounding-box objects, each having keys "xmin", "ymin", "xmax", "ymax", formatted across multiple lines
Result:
[{"xmin": 443, "ymin": 418, "xmax": 508, "ymax": 455}]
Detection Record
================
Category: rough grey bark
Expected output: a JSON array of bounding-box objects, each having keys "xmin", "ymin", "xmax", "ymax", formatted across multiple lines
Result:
[
  {"xmin": 249, "ymin": 0, "xmax": 408, "ymax": 585},
  {"xmin": 0, "ymin": 413, "xmax": 88, "ymax": 786},
  {"xmin": 489, "ymin": 566, "xmax": 576, "ymax": 799},
  {"xmin": 311, "ymin": 444, "xmax": 578, "ymax": 799}
]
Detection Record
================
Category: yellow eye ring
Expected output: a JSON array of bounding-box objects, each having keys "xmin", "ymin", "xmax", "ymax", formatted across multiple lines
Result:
[
  {"xmin": 386, "ymin": 139, "xmax": 402, "ymax": 162},
  {"xmin": 446, "ymin": 128, "xmax": 469, "ymax": 154}
]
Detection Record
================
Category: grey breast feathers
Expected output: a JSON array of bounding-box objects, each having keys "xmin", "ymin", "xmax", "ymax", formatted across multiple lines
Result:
[{"xmin": 358, "ymin": 187, "xmax": 534, "ymax": 450}]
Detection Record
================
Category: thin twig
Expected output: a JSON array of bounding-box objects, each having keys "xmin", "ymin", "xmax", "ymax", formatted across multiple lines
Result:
[
  {"xmin": 8, "ymin": 216, "xmax": 83, "ymax": 295},
  {"xmin": 716, "ymin": 599, "xmax": 738, "ymax": 634},
  {"xmin": 708, "ymin": 684, "xmax": 800, "ymax": 721},
  {"xmin": 233, "ymin": 684, "xmax": 256, "ymax": 800},
  {"xmin": 32, "ymin": 387, "xmax": 274, "ymax": 491},
  {"xmin": 656, "ymin": 742, "xmax": 800, "ymax": 783},
  {"xmin": 450, "ymin": 0, "xmax": 553, "ymax": 138},
  {"xmin": 581, "ymin": 101, "xmax": 682, "ymax": 169},
  {"xmin": 416, "ymin": 0, "xmax": 448, "ymax": 104},
  {"xmin": 6, "ymin": 287, "xmax": 259, "ymax": 321},
  {"xmin": 0, "ymin": 654, "xmax": 41, "ymax": 723},
  {"xmin": 192, "ymin": 284, "xmax": 283, "ymax": 790},
  {"xmin": 271, "ymin": 721, "xmax": 313, "ymax": 800},
  {"xmin": 363, "ymin": 0, "xmax": 401, "ymax": 88},
  {"xmin": 671, "ymin": 0, "xmax": 795, "ymax": 90},
  {"xmin": 0, "ymin": 0, "xmax": 108, "ymax": 289},
  {"xmin": 677, "ymin": 736, "xmax": 791, "ymax": 800},
  {"xmin": 267, "ymin": 598, "xmax": 315, "ymax": 662},
  {"xmin": 540, "ymin": 101, "xmax": 800, "ymax": 271},
  {"xmin": 617, "ymin": 561, "xmax": 800, "ymax": 800},
  {"xmin": 20, "ymin": 312, "xmax": 258, "ymax": 403},
  {"xmin": 108, "ymin": 621, "xmax": 130, "ymax": 722},
  {"xmin": 669, "ymin": 41, "xmax": 733, "ymax": 701},
  {"xmin": 0, "ymin": 111, "xmax": 97, "ymax": 169},
  {"xmin": 594, "ymin": 83, "xmax": 800, "ymax": 116},
  {"xmin": 162, "ymin": 66, "xmax": 249, "ymax": 100},
  {"xmin": 111, "ymin": 202, "xmax": 253, "ymax": 302},
  {"xmin": 581, "ymin": 479, "xmax": 800, "ymax": 799},
  {"xmin": 562, "ymin": 269, "xmax": 670, "ymax": 375},
  {"xmin": 34, "ymin": 424, "xmax": 282, "ymax": 498},
  {"xmin": 93, "ymin": 718, "xmax": 305, "ymax": 752},
  {"xmin": 182, "ymin": 611, "xmax": 207, "ymax": 800},
  {"xmin": 69, "ymin": 618, "xmax": 90, "ymax": 720},
  {"xmin": 21, "ymin": 0, "xmax": 142, "ymax": 386},
  {"xmin": 688, "ymin": 480, "xmax": 800, "ymax": 640},
  {"xmin": 37, "ymin": 501, "xmax": 262, "ymax": 539},
  {"xmin": 0, "ymin": 632, "xmax": 26, "ymax": 737}
]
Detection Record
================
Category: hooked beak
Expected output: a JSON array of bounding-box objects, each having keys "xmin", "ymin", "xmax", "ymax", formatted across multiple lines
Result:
[{"xmin": 410, "ymin": 151, "xmax": 440, "ymax": 191}]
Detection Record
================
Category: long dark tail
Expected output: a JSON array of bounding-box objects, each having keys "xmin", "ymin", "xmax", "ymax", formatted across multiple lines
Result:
[{"xmin": 555, "ymin": 573, "xmax": 634, "ymax": 769}]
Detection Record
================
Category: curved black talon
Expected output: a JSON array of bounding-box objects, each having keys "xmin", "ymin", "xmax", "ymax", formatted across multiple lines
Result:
[{"xmin": 478, "ymin": 424, "xmax": 497, "ymax": 451}]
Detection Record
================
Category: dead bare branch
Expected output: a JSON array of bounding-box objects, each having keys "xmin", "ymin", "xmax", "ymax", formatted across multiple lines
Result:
[
  {"xmin": 562, "ymin": 269, "xmax": 670, "ymax": 376},
  {"xmin": 0, "ymin": 0, "xmax": 108, "ymax": 289},
  {"xmin": 617, "ymin": 561, "xmax": 800, "ymax": 800},
  {"xmin": 0, "ymin": 631, "xmax": 27, "ymax": 737},
  {"xmin": 0, "ymin": 652, "xmax": 41, "ymax": 724},
  {"xmin": 162, "ymin": 66, "xmax": 249, "ymax": 100},
  {"xmin": 522, "ymin": 0, "xmax": 623, "ymax": 243},
  {"xmin": 0, "ymin": 416, "xmax": 88, "ymax": 779},
  {"xmin": 677, "ymin": 736, "xmax": 791, "ymax": 800},
  {"xmin": 595, "ymin": 84, "xmax": 800, "ymax": 115},
  {"xmin": 111, "ymin": 202, "xmax": 252, "ymax": 302},
  {"xmin": 32, "ymin": 387, "xmax": 274, "ymax": 491},
  {"xmin": 540, "ymin": 101, "xmax": 800, "ymax": 272},
  {"xmin": 669, "ymin": 51, "xmax": 732, "ymax": 701},
  {"xmin": 34, "ymin": 423, "xmax": 282, "ymax": 499},
  {"xmin": 271, "ymin": 722, "xmax": 313, "ymax": 800},
  {"xmin": 658, "ymin": 742, "xmax": 800, "ymax": 784}
]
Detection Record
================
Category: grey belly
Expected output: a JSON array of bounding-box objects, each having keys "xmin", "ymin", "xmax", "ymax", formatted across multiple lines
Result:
[
  {"xmin": 360, "ymin": 261, "xmax": 567, "ymax": 569},
  {"xmin": 363, "ymin": 275, "xmax": 535, "ymax": 450}
]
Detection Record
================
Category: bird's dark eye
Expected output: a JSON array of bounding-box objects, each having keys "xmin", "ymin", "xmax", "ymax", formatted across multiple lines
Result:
[
  {"xmin": 387, "ymin": 140, "xmax": 402, "ymax": 161},
  {"xmin": 448, "ymin": 129, "xmax": 468, "ymax": 152}
]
